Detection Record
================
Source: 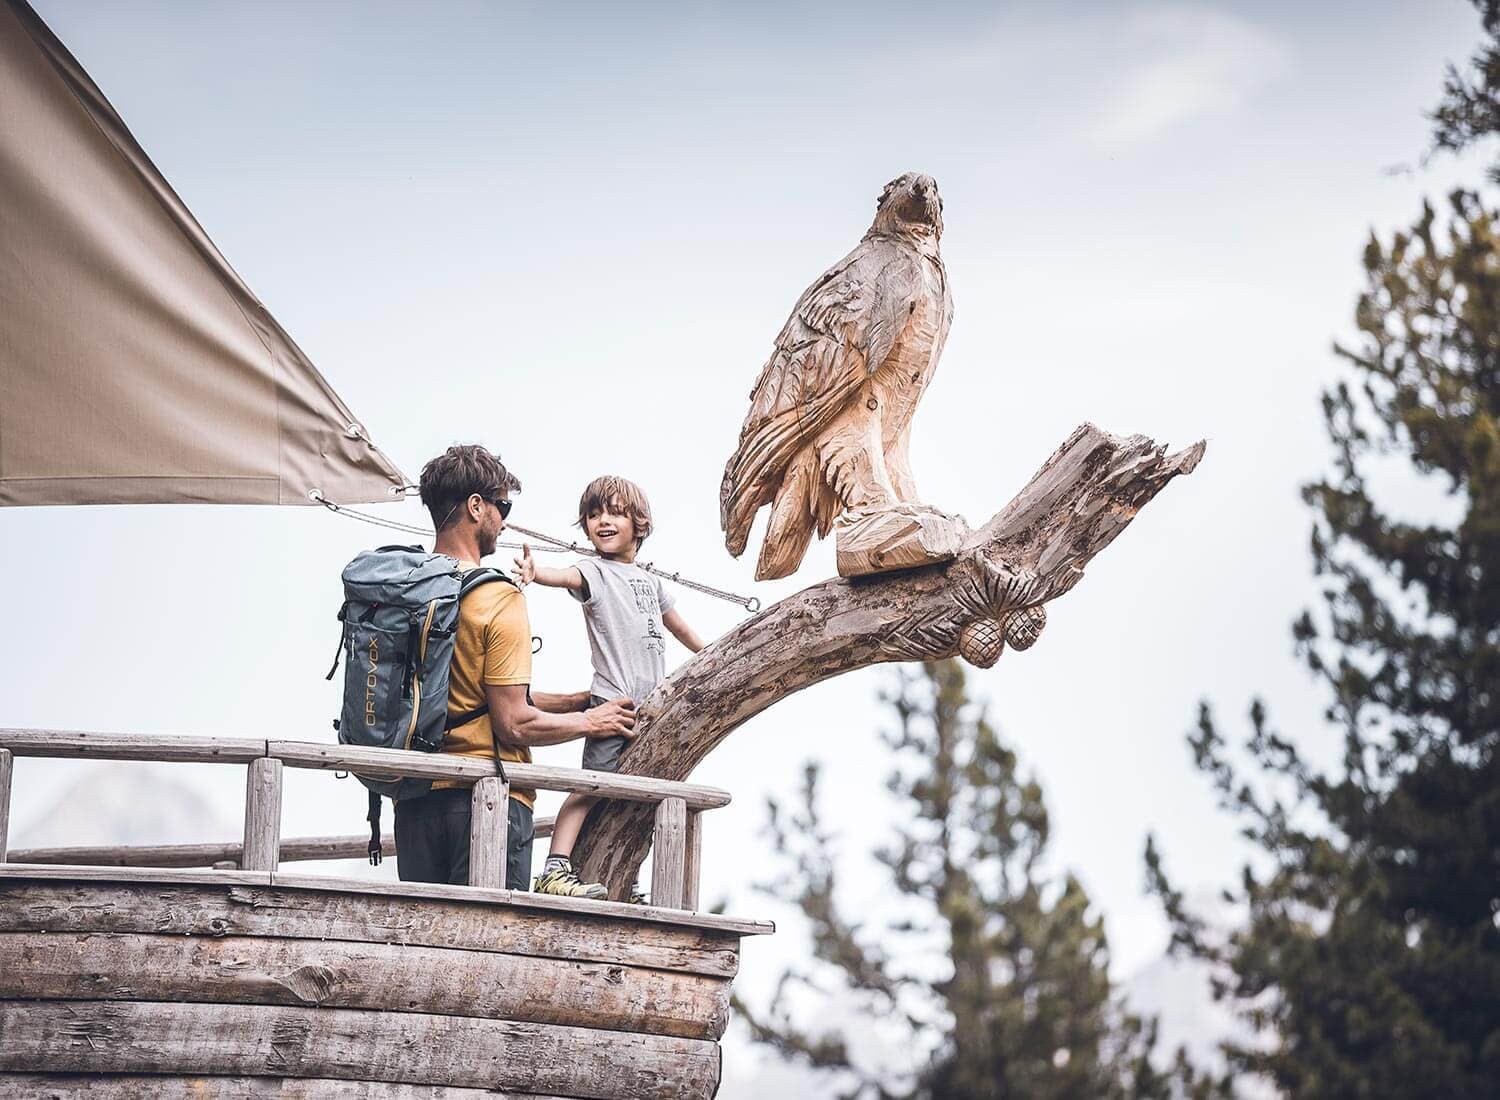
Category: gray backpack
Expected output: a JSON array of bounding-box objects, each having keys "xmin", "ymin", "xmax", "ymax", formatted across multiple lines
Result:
[{"xmin": 328, "ymin": 544, "xmax": 514, "ymax": 862}]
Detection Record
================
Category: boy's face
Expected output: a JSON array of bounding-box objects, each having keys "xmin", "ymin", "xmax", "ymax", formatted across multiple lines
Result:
[{"xmin": 585, "ymin": 500, "xmax": 636, "ymax": 559}]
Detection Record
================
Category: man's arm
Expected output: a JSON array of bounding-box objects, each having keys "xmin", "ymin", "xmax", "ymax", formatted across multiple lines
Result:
[
  {"xmin": 662, "ymin": 608, "xmax": 706, "ymax": 653},
  {"xmin": 487, "ymin": 684, "xmax": 634, "ymax": 748},
  {"xmin": 513, "ymin": 545, "xmax": 586, "ymax": 592},
  {"xmin": 532, "ymin": 689, "xmax": 591, "ymax": 714}
]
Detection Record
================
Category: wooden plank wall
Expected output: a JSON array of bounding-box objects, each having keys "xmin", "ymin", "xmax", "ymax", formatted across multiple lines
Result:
[
  {"xmin": 0, "ymin": 1079, "xmax": 568, "ymax": 1098},
  {"xmin": 0, "ymin": 874, "xmax": 743, "ymax": 1100}
]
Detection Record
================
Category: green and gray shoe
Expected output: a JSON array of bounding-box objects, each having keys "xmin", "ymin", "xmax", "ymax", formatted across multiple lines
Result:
[{"xmin": 533, "ymin": 864, "xmax": 608, "ymax": 900}]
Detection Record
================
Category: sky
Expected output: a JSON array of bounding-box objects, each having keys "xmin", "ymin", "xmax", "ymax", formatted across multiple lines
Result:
[{"xmin": 4, "ymin": 0, "xmax": 1492, "ymax": 1092}]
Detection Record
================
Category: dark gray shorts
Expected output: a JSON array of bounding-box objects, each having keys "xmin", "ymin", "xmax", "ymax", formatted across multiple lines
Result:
[
  {"xmin": 393, "ymin": 786, "xmax": 534, "ymax": 891},
  {"xmin": 581, "ymin": 694, "xmax": 627, "ymax": 773}
]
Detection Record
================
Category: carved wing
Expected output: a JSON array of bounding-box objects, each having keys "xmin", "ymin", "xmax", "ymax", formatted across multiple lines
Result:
[{"xmin": 721, "ymin": 240, "xmax": 919, "ymax": 556}]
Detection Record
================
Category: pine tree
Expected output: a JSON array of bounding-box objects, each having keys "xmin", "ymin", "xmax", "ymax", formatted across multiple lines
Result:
[
  {"xmin": 739, "ymin": 660, "xmax": 1223, "ymax": 1100},
  {"xmin": 1432, "ymin": 1, "xmax": 1500, "ymax": 182},
  {"xmin": 1146, "ymin": 7, "xmax": 1500, "ymax": 1093}
]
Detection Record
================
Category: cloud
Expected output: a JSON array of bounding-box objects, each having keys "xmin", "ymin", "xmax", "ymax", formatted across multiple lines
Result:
[{"xmin": 1089, "ymin": 4, "xmax": 1290, "ymax": 152}]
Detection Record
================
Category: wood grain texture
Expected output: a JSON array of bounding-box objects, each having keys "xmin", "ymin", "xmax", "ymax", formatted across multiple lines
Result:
[
  {"xmin": 0, "ymin": 930, "xmax": 731, "ymax": 1040},
  {"xmin": 0, "ymin": 1076, "xmax": 569, "ymax": 1099},
  {"xmin": 268, "ymin": 741, "xmax": 730, "ymax": 809},
  {"xmin": 834, "ymin": 503, "xmax": 969, "ymax": 577},
  {"xmin": 0, "ymin": 877, "xmax": 748, "ymax": 976},
  {"xmin": 0, "ymin": 731, "xmax": 729, "ymax": 810},
  {"xmin": 684, "ymin": 811, "xmax": 703, "ymax": 911},
  {"xmin": 0, "ymin": 747, "xmax": 11, "ymax": 863},
  {"xmin": 0, "ymin": 865, "xmax": 770, "ymax": 937},
  {"xmin": 0, "ymin": 1001, "xmax": 722, "ymax": 1099},
  {"xmin": 8, "ymin": 833, "xmax": 397, "ymax": 868},
  {"xmin": 10, "ymin": 817, "xmax": 559, "ymax": 869},
  {"xmin": 469, "ymin": 777, "xmax": 507, "ymax": 889},
  {"xmin": 721, "ymin": 172, "xmax": 953, "ymax": 581},
  {"xmin": 580, "ymin": 422, "xmax": 1204, "ymax": 897},
  {"xmin": 0, "ymin": 730, "xmax": 266, "ymax": 762},
  {"xmin": 650, "ymin": 797, "xmax": 687, "ymax": 910},
  {"xmin": 267, "ymin": 872, "xmax": 770, "ymax": 937},
  {"xmin": 242, "ymin": 758, "xmax": 283, "ymax": 872},
  {"xmin": 0, "ymin": 865, "xmax": 274, "ymax": 886}
]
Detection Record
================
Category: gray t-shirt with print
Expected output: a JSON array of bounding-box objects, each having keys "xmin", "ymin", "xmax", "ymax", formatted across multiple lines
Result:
[{"xmin": 570, "ymin": 557, "xmax": 676, "ymax": 706}]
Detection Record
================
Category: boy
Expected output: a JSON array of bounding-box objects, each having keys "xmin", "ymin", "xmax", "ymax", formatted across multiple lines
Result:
[{"xmin": 515, "ymin": 474, "xmax": 705, "ymax": 899}]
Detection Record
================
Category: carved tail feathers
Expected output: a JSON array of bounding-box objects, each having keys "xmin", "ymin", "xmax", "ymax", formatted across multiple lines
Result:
[
  {"xmin": 720, "ymin": 468, "xmax": 752, "ymax": 557},
  {"xmin": 754, "ymin": 449, "xmax": 819, "ymax": 580},
  {"xmin": 721, "ymin": 408, "xmax": 801, "ymax": 558}
]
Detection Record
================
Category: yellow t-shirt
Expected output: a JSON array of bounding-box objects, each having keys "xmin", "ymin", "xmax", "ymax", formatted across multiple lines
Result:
[{"xmin": 432, "ymin": 568, "xmax": 535, "ymax": 808}]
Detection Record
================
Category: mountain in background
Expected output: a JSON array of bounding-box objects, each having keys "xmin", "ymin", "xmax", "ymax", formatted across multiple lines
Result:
[{"xmin": 14, "ymin": 762, "xmax": 236, "ymax": 850}]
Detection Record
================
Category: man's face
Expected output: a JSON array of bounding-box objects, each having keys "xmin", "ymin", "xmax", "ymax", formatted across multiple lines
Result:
[{"xmin": 476, "ymin": 491, "xmax": 508, "ymax": 558}]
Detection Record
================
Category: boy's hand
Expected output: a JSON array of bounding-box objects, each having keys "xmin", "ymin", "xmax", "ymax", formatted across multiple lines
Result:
[
  {"xmin": 585, "ymin": 697, "xmax": 636, "ymax": 738},
  {"xmin": 513, "ymin": 543, "xmax": 536, "ymax": 587}
]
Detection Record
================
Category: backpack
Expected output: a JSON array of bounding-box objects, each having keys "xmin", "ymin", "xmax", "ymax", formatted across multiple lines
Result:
[{"xmin": 327, "ymin": 544, "xmax": 515, "ymax": 863}]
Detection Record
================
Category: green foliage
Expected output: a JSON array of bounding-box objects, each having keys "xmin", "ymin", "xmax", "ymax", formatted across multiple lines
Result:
[
  {"xmin": 1432, "ymin": 1, "xmax": 1500, "ymax": 182},
  {"xmin": 1147, "ymin": 9, "xmax": 1500, "ymax": 1090},
  {"xmin": 739, "ymin": 660, "xmax": 1228, "ymax": 1100}
]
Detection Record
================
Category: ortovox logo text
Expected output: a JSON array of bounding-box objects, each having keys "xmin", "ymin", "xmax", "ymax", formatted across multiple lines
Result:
[{"xmin": 364, "ymin": 636, "xmax": 379, "ymax": 726}]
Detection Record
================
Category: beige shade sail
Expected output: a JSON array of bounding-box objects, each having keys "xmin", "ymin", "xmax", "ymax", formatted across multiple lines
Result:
[{"xmin": 0, "ymin": 0, "xmax": 408, "ymax": 506}]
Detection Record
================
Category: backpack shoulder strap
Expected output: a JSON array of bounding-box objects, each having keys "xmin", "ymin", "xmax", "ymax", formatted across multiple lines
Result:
[
  {"xmin": 459, "ymin": 566, "xmax": 516, "ymax": 600},
  {"xmin": 443, "ymin": 566, "xmax": 523, "ymax": 743}
]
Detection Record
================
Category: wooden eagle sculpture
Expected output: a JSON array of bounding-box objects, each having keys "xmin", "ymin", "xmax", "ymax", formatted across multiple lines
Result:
[
  {"xmin": 581, "ymin": 175, "xmax": 1209, "ymax": 896},
  {"xmin": 721, "ymin": 171, "xmax": 965, "ymax": 581}
]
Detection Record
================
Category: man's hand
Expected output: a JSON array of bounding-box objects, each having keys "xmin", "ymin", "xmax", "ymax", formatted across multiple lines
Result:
[
  {"xmin": 513, "ymin": 543, "xmax": 536, "ymax": 587},
  {"xmin": 585, "ymin": 697, "xmax": 637, "ymax": 738},
  {"xmin": 489, "ymin": 685, "xmax": 629, "ymax": 749}
]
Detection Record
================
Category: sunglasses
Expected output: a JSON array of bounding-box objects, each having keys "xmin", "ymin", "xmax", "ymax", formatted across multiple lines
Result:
[{"xmin": 438, "ymin": 492, "xmax": 512, "ymax": 532}]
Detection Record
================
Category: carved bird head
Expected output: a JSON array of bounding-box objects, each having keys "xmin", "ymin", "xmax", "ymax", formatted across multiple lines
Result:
[{"xmin": 871, "ymin": 172, "xmax": 943, "ymax": 241}]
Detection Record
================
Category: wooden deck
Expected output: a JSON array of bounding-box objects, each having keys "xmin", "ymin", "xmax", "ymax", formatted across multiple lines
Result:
[
  {"xmin": 0, "ymin": 730, "xmax": 773, "ymax": 1098},
  {"xmin": 0, "ymin": 865, "xmax": 771, "ymax": 1099}
]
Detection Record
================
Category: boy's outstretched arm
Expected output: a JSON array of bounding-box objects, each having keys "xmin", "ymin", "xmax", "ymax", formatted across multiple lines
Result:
[
  {"xmin": 513, "ymin": 544, "xmax": 585, "ymax": 592},
  {"xmin": 662, "ymin": 608, "xmax": 706, "ymax": 653}
]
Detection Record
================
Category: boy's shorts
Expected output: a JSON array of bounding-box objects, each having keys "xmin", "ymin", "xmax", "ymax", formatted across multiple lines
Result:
[{"xmin": 581, "ymin": 694, "xmax": 628, "ymax": 773}]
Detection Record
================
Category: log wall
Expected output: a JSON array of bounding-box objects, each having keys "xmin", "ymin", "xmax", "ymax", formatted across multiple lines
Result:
[{"xmin": 0, "ymin": 867, "xmax": 770, "ymax": 1099}]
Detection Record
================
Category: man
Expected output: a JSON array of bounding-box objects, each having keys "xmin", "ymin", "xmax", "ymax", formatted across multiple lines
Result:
[{"xmin": 394, "ymin": 444, "xmax": 636, "ymax": 889}]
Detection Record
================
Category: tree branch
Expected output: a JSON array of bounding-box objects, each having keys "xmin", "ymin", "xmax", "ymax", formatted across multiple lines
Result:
[{"xmin": 577, "ymin": 423, "xmax": 1205, "ymax": 897}]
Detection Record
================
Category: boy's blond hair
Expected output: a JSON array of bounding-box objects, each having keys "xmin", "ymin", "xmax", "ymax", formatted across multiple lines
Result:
[{"xmin": 577, "ymin": 475, "xmax": 653, "ymax": 546}]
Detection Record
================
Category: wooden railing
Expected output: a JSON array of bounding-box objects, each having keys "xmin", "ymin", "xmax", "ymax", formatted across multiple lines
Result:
[{"xmin": 0, "ymin": 730, "xmax": 728, "ymax": 910}]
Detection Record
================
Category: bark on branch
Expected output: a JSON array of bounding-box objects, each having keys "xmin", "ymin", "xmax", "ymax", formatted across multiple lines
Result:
[{"xmin": 577, "ymin": 423, "xmax": 1205, "ymax": 898}]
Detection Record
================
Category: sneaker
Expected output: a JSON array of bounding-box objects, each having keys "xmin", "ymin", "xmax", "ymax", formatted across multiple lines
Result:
[{"xmin": 533, "ymin": 865, "xmax": 608, "ymax": 900}]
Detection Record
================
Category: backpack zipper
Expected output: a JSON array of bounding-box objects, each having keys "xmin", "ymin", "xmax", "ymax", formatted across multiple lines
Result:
[{"xmin": 403, "ymin": 598, "xmax": 440, "ymax": 749}]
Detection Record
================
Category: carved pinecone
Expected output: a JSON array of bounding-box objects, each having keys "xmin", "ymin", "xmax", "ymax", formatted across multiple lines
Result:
[
  {"xmin": 958, "ymin": 618, "xmax": 1004, "ymax": 668},
  {"xmin": 1003, "ymin": 606, "xmax": 1047, "ymax": 651}
]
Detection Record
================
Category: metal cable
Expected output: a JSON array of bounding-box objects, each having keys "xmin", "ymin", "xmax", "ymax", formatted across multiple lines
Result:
[{"xmin": 312, "ymin": 494, "xmax": 761, "ymax": 612}]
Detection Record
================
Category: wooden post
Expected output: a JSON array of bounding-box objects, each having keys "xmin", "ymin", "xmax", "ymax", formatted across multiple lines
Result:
[
  {"xmin": 651, "ymin": 797, "xmax": 687, "ymax": 909},
  {"xmin": 683, "ymin": 810, "xmax": 703, "ymax": 911},
  {"xmin": 468, "ymin": 777, "xmax": 508, "ymax": 890},
  {"xmin": 0, "ymin": 748, "xmax": 11, "ymax": 864},
  {"xmin": 241, "ymin": 758, "xmax": 282, "ymax": 872}
]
